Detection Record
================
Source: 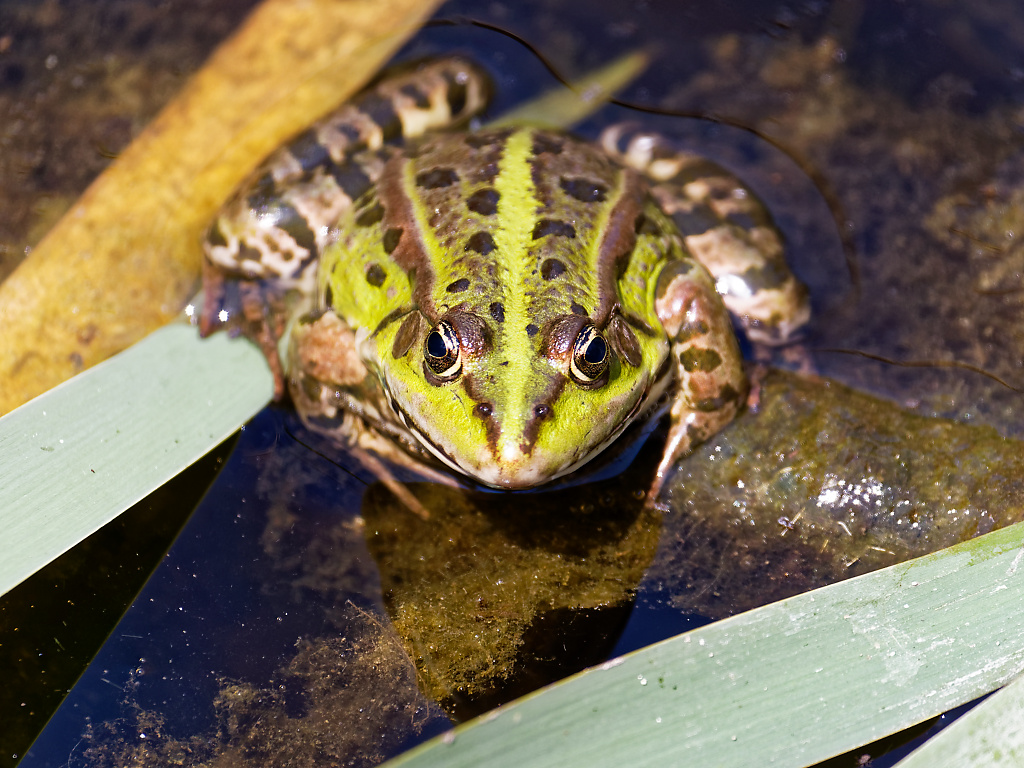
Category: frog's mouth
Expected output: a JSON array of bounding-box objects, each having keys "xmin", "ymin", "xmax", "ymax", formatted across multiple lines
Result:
[
  {"xmin": 393, "ymin": 362, "xmax": 674, "ymax": 491},
  {"xmin": 401, "ymin": 420, "xmax": 561, "ymax": 490}
]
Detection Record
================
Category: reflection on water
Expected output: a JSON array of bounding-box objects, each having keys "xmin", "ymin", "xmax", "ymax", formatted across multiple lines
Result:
[
  {"xmin": 21, "ymin": 405, "xmax": 663, "ymax": 766},
  {"xmin": 24, "ymin": 364, "xmax": 1024, "ymax": 766},
  {"xmin": 363, "ymin": 460, "xmax": 660, "ymax": 719}
]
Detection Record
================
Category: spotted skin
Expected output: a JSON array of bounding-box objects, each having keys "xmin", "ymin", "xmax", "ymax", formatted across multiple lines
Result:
[
  {"xmin": 200, "ymin": 57, "xmax": 491, "ymax": 393},
  {"xmin": 600, "ymin": 123, "xmax": 811, "ymax": 345},
  {"xmin": 200, "ymin": 57, "xmax": 809, "ymax": 497}
]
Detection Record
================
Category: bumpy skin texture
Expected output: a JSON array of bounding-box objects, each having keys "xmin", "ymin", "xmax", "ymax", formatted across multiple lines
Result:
[{"xmin": 200, "ymin": 56, "xmax": 810, "ymax": 495}]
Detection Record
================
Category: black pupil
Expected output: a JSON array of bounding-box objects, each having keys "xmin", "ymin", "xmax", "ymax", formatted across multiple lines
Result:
[
  {"xmin": 584, "ymin": 336, "xmax": 606, "ymax": 364},
  {"xmin": 427, "ymin": 330, "xmax": 449, "ymax": 358}
]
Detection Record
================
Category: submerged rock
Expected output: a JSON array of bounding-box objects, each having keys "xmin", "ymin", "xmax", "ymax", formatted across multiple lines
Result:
[{"xmin": 650, "ymin": 369, "xmax": 1024, "ymax": 618}]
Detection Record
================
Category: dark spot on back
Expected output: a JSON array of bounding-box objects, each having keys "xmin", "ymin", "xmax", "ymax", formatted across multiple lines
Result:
[
  {"xmin": 383, "ymin": 227, "xmax": 403, "ymax": 254},
  {"xmin": 416, "ymin": 167, "xmax": 459, "ymax": 189},
  {"xmin": 634, "ymin": 212, "xmax": 663, "ymax": 237},
  {"xmin": 442, "ymin": 72, "xmax": 468, "ymax": 115},
  {"xmin": 399, "ymin": 83, "xmax": 431, "ymax": 109},
  {"xmin": 726, "ymin": 211, "xmax": 761, "ymax": 231},
  {"xmin": 465, "ymin": 132, "xmax": 504, "ymax": 149},
  {"xmin": 356, "ymin": 203, "xmax": 385, "ymax": 227},
  {"xmin": 741, "ymin": 261, "xmax": 790, "ymax": 290},
  {"xmin": 477, "ymin": 161, "xmax": 499, "ymax": 183},
  {"xmin": 207, "ymin": 220, "xmax": 228, "ymax": 248},
  {"xmin": 533, "ymin": 404, "xmax": 552, "ymax": 419},
  {"xmin": 679, "ymin": 347, "xmax": 723, "ymax": 373},
  {"xmin": 695, "ymin": 383, "xmax": 741, "ymax": 412},
  {"xmin": 474, "ymin": 402, "xmax": 493, "ymax": 418},
  {"xmin": 489, "ymin": 302, "xmax": 505, "ymax": 323},
  {"xmin": 336, "ymin": 123, "xmax": 362, "ymax": 145},
  {"xmin": 465, "ymin": 231, "xmax": 496, "ymax": 254},
  {"xmin": 570, "ymin": 302, "xmax": 587, "ymax": 316},
  {"xmin": 329, "ymin": 161, "xmax": 372, "ymax": 200},
  {"xmin": 541, "ymin": 258, "xmax": 566, "ymax": 280},
  {"xmin": 365, "ymin": 263, "xmax": 386, "ymax": 287},
  {"xmin": 249, "ymin": 172, "xmax": 275, "ymax": 201},
  {"xmin": 673, "ymin": 204, "xmax": 720, "ymax": 237},
  {"xmin": 446, "ymin": 278, "xmax": 470, "ymax": 293},
  {"xmin": 246, "ymin": 181, "xmax": 275, "ymax": 214},
  {"xmin": 324, "ymin": 285, "xmax": 334, "ymax": 307},
  {"xmin": 675, "ymin": 318, "xmax": 709, "ymax": 343},
  {"xmin": 526, "ymin": 324, "xmax": 539, "ymax": 337},
  {"xmin": 275, "ymin": 202, "xmax": 317, "ymax": 253},
  {"xmin": 532, "ymin": 220, "xmax": 576, "ymax": 240},
  {"xmin": 560, "ymin": 176, "xmax": 608, "ymax": 203},
  {"xmin": 289, "ymin": 129, "xmax": 330, "ymax": 173},
  {"xmin": 358, "ymin": 95, "xmax": 401, "ymax": 143},
  {"xmin": 467, "ymin": 188, "xmax": 499, "ymax": 216},
  {"xmin": 532, "ymin": 133, "xmax": 563, "ymax": 155}
]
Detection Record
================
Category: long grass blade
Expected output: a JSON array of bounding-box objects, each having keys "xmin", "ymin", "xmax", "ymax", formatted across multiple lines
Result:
[
  {"xmin": 384, "ymin": 521, "xmax": 1024, "ymax": 768},
  {"xmin": 894, "ymin": 672, "xmax": 1024, "ymax": 766},
  {"xmin": 0, "ymin": 324, "xmax": 272, "ymax": 596}
]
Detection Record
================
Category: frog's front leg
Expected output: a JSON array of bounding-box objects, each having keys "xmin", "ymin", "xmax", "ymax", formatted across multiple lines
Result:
[
  {"xmin": 601, "ymin": 124, "xmax": 810, "ymax": 346},
  {"xmin": 649, "ymin": 259, "xmax": 749, "ymax": 502},
  {"xmin": 287, "ymin": 309, "xmax": 452, "ymax": 519}
]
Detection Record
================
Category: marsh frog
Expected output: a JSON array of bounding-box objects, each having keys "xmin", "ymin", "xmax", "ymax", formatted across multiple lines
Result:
[{"xmin": 200, "ymin": 57, "xmax": 809, "ymax": 500}]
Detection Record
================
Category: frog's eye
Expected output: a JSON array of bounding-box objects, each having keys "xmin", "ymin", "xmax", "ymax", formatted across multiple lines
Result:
[
  {"xmin": 424, "ymin": 320, "xmax": 462, "ymax": 381},
  {"xmin": 570, "ymin": 323, "xmax": 609, "ymax": 388}
]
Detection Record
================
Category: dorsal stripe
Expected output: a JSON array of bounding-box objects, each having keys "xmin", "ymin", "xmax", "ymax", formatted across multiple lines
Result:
[{"xmin": 491, "ymin": 129, "xmax": 539, "ymax": 439}]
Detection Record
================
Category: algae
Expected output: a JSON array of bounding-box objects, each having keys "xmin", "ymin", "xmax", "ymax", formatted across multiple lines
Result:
[
  {"xmin": 79, "ymin": 608, "xmax": 443, "ymax": 768},
  {"xmin": 362, "ymin": 468, "xmax": 661, "ymax": 719}
]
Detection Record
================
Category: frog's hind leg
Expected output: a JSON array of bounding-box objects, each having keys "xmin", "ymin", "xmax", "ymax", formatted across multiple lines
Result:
[
  {"xmin": 199, "ymin": 57, "xmax": 492, "ymax": 396},
  {"xmin": 600, "ymin": 124, "xmax": 810, "ymax": 346}
]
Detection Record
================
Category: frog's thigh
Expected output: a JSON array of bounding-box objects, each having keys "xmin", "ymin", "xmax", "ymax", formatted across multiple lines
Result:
[
  {"xmin": 654, "ymin": 261, "xmax": 748, "ymax": 481},
  {"xmin": 600, "ymin": 125, "xmax": 810, "ymax": 345},
  {"xmin": 651, "ymin": 179, "xmax": 809, "ymax": 345}
]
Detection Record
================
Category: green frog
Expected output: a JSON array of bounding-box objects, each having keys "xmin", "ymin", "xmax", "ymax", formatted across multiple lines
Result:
[{"xmin": 200, "ymin": 56, "xmax": 809, "ymax": 501}]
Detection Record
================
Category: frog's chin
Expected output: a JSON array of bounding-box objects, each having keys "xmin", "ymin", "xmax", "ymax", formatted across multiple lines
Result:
[
  {"xmin": 425, "ymin": 440, "xmax": 610, "ymax": 491},
  {"xmin": 427, "ymin": 448, "xmax": 566, "ymax": 490},
  {"xmin": 403, "ymin": 430, "xmax": 564, "ymax": 490}
]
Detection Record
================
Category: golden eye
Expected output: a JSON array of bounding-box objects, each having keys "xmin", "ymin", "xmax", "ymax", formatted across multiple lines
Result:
[
  {"xmin": 570, "ymin": 323, "xmax": 609, "ymax": 388},
  {"xmin": 424, "ymin": 320, "xmax": 462, "ymax": 381}
]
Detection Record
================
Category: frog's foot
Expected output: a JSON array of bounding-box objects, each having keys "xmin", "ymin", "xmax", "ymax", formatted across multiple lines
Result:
[
  {"xmin": 288, "ymin": 309, "xmax": 462, "ymax": 518},
  {"xmin": 746, "ymin": 341, "xmax": 817, "ymax": 412},
  {"xmin": 645, "ymin": 408, "xmax": 735, "ymax": 505},
  {"xmin": 199, "ymin": 259, "xmax": 289, "ymax": 398},
  {"xmin": 745, "ymin": 360, "xmax": 769, "ymax": 413}
]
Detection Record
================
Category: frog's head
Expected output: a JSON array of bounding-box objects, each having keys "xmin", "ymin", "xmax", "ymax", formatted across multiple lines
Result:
[
  {"xmin": 377, "ymin": 307, "xmax": 668, "ymax": 489},
  {"xmin": 330, "ymin": 126, "xmax": 675, "ymax": 488}
]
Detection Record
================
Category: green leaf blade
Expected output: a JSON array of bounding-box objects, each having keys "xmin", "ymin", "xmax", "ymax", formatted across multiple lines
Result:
[
  {"xmin": 895, "ymin": 672, "xmax": 1024, "ymax": 767},
  {"xmin": 0, "ymin": 323, "xmax": 273, "ymax": 596},
  {"xmin": 385, "ymin": 522, "xmax": 1024, "ymax": 768}
]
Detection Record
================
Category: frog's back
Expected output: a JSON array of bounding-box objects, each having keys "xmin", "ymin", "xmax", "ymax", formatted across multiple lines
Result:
[{"xmin": 324, "ymin": 128, "xmax": 664, "ymax": 335}]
